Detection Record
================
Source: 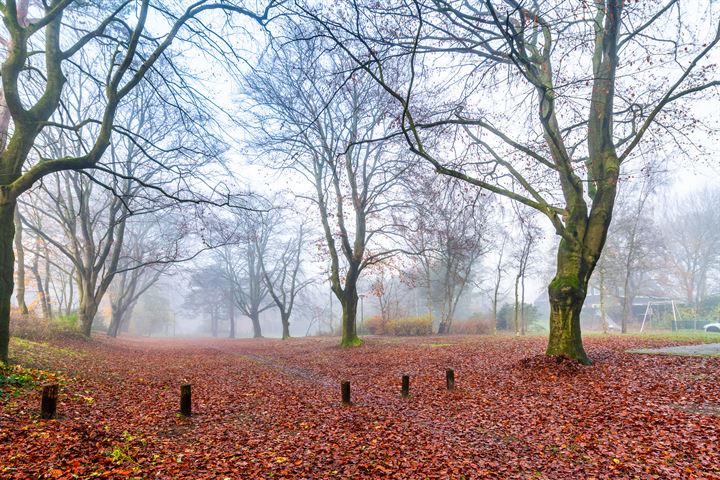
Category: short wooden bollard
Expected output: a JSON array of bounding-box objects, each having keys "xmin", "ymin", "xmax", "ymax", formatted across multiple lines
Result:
[
  {"xmin": 446, "ymin": 368, "xmax": 455, "ymax": 391},
  {"xmin": 41, "ymin": 384, "xmax": 59, "ymax": 419},
  {"xmin": 401, "ymin": 375, "xmax": 410, "ymax": 397},
  {"xmin": 341, "ymin": 381, "xmax": 351, "ymax": 404},
  {"xmin": 180, "ymin": 384, "xmax": 192, "ymax": 416}
]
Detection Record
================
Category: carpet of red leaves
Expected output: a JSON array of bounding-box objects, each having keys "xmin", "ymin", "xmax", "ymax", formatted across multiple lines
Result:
[{"xmin": 1, "ymin": 334, "xmax": 719, "ymax": 479}]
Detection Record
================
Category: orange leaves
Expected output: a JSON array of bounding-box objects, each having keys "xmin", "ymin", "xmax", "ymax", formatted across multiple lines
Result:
[{"xmin": 1, "ymin": 335, "xmax": 719, "ymax": 478}]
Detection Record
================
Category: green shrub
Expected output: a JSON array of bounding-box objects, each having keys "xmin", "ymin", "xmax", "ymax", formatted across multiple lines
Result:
[{"xmin": 56, "ymin": 313, "xmax": 78, "ymax": 330}]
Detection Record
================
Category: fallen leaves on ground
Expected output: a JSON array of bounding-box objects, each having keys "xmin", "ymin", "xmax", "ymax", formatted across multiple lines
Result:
[{"xmin": 1, "ymin": 334, "xmax": 719, "ymax": 479}]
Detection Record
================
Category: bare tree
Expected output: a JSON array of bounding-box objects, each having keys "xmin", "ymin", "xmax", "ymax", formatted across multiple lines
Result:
[
  {"xmin": 242, "ymin": 28, "xmax": 407, "ymax": 346},
  {"xmin": 511, "ymin": 209, "xmax": 542, "ymax": 336},
  {"xmin": 595, "ymin": 171, "xmax": 663, "ymax": 332},
  {"xmin": 185, "ymin": 263, "xmax": 229, "ymax": 337},
  {"xmin": 487, "ymin": 230, "xmax": 510, "ymax": 335},
  {"xmin": 214, "ymin": 211, "xmax": 275, "ymax": 339},
  {"xmin": 107, "ymin": 218, "xmax": 179, "ymax": 338},
  {"xmin": 661, "ymin": 187, "xmax": 720, "ymax": 310},
  {"xmin": 0, "ymin": 0, "xmax": 275, "ymax": 364},
  {"xmin": 300, "ymin": 0, "xmax": 720, "ymax": 362},
  {"xmin": 400, "ymin": 173, "xmax": 491, "ymax": 333},
  {"xmin": 260, "ymin": 217, "xmax": 311, "ymax": 339}
]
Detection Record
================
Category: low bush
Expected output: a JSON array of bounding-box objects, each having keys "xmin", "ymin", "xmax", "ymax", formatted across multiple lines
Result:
[
  {"xmin": 9, "ymin": 310, "xmax": 85, "ymax": 341},
  {"xmin": 361, "ymin": 315, "xmax": 386, "ymax": 335},
  {"xmin": 361, "ymin": 314, "xmax": 433, "ymax": 336},
  {"xmin": 451, "ymin": 314, "xmax": 494, "ymax": 335},
  {"xmin": 387, "ymin": 315, "xmax": 433, "ymax": 336}
]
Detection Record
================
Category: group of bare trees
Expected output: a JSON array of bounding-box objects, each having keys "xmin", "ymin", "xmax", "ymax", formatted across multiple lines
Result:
[
  {"xmin": 0, "ymin": 1, "xmax": 275, "ymax": 362},
  {"xmin": 594, "ymin": 181, "xmax": 720, "ymax": 329},
  {"xmin": 396, "ymin": 174, "xmax": 492, "ymax": 333},
  {"xmin": 2, "ymin": 1, "xmax": 719, "ymax": 365},
  {"xmin": 184, "ymin": 209, "xmax": 310, "ymax": 339},
  {"xmin": 289, "ymin": 0, "xmax": 720, "ymax": 363}
]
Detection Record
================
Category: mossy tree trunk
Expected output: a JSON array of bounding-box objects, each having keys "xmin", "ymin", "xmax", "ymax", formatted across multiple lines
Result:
[
  {"xmin": 78, "ymin": 296, "xmax": 99, "ymax": 338},
  {"xmin": 0, "ymin": 200, "xmax": 16, "ymax": 363},
  {"xmin": 339, "ymin": 278, "xmax": 360, "ymax": 347}
]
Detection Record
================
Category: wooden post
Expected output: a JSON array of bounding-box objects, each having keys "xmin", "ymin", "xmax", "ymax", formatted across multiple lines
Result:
[
  {"xmin": 401, "ymin": 374, "xmax": 410, "ymax": 398},
  {"xmin": 180, "ymin": 384, "xmax": 192, "ymax": 416},
  {"xmin": 341, "ymin": 381, "xmax": 351, "ymax": 405},
  {"xmin": 41, "ymin": 384, "xmax": 59, "ymax": 419},
  {"xmin": 446, "ymin": 368, "xmax": 455, "ymax": 391}
]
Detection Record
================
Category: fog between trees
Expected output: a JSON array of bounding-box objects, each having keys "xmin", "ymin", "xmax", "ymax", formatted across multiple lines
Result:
[{"xmin": 1, "ymin": 1, "xmax": 719, "ymax": 365}]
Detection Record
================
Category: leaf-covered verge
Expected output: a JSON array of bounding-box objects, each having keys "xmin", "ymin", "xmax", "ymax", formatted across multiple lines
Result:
[{"xmin": 1, "ymin": 334, "xmax": 719, "ymax": 479}]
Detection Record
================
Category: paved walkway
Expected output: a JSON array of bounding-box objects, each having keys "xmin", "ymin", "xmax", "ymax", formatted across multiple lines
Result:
[{"xmin": 628, "ymin": 343, "xmax": 720, "ymax": 356}]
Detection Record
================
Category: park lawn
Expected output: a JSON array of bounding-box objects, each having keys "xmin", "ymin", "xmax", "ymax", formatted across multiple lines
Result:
[{"xmin": 1, "ymin": 334, "xmax": 719, "ymax": 479}]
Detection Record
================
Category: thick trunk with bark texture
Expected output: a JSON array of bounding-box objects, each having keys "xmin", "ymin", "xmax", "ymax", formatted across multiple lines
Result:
[
  {"xmin": 250, "ymin": 312, "xmax": 262, "ymax": 338},
  {"xmin": 107, "ymin": 309, "xmax": 120, "ymax": 338},
  {"xmin": 79, "ymin": 297, "xmax": 99, "ymax": 337},
  {"xmin": 340, "ymin": 289, "xmax": 360, "ymax": 347},
  {"xmin": 281, "ymin": 313, "xmax": 290, "ymax": 340},
  {"xmin": 545, "ymin": 242, "xmax": 591, "ymax": 364},
  {"xmin": 0, "ymin": 201, "xmax": 16, "ymax": 363}
]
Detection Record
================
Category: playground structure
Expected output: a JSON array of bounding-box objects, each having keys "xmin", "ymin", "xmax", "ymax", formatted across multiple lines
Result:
[
  {"xmin": 639, "ymin": 300, "xmax": 680, "ymax": 332},
  {"xmin": 638, "ymin": 299, "xmax": 711, "ymax": 332}
]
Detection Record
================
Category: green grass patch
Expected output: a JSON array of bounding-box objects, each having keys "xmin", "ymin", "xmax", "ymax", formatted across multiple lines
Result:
[
  {"xmin": 420, "ymin": 343, "xmax": 454, "ymax": 348},
  {"xmin": 10, "ymin": 337, "xmax": 86, "ymax": 365},
  {"xmin": 0, "ymin": 364, "xmax": 61, "ymax": 401}
]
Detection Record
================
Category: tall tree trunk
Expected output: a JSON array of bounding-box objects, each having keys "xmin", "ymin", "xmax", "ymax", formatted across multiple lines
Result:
[
  {"xmin": 228, "ymin": 297, "xmax": 235, "ymax": 339},
  {"xmin": 107, "ymin": 303, "xmax": 123, "ymax": 338},
  {"xmin": 437, "ymin": 321, "xmax": 447, "ymax": 334},
  {"xmin": 340, "ymin": 288, "xmax": 360, "ymax": 346},
  {"xmin": 13, "ymin": 207, "xmax": 27, "ymax": 315},
  {"xmin": 491, "ymin": 296, "xmax": 498, "ymax": 335},
  {"xmin": 520, "ymin": 273, "xmax": 526, "ymax": 336},
  {"xmin": 281, "ymin": 313, "xmax": 290, "ymax": 340},
  {"xmin": 424, "ymin": 262, "xmax": 433, "ymax": 320},
  {"xmin": 250, "ymin": 311, "xmax": 263, "ymax": 338},
  {"xmin": 78, "ymin": 296, "xmax": 98, "ymax": 337},
  {"xmin": 600, "ymin": 266, "xmax": 608, "ymax": 334},
  {"xmin": 65, "ymin": 271, "xmax": 74, "ymax": 317},
  {"xmin": 621, "ymin": 274, "xmax": 632, "ymax": 334},
  {"xmin": 0, "ymin": 201, "xmax": 16, "ymax": 363},
  {"xmin": 545, "ymin": 242, "xmax": 590, "ymax": 364},
  {"xmin": 31, "ymin": 250, "xmax": 51, "ymax": 320},
  {"xmin": 514, "ymin": 272, "xmax": 521, "ymax": 336},
  {"xmin": 42, "ymin": 240, "xmax": 53, "ymax": 319}
]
